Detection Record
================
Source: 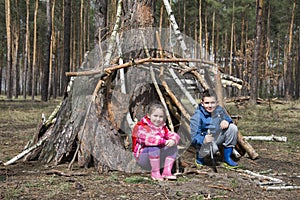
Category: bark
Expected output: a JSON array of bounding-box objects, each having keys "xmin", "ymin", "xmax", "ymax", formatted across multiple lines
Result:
[
  {"xmin": 285, "ymin": 0, "xmax": 296, "ymax": 100},
  {"xmin": 250, "ymin": 0, "xmax": 263, "ymax": 106},
  {"xmin": 23, "ymin": 0, "xmax": 30, "ymax": 99},
  {"xmin": 42, "ymin": 0, "xmax": 52, "ymax": 102},
  {"xmin": 12, "ymin": 1, "xmax": 20, "ymax": 99},
  {"xmin": 198, "ymin": 0, "xmax": 202, "ymax": 59},
  {"xmin": 32, "ymin": 0, "xmax": 38, "ymax": 100},
  {"xmin": 62, "ymin": 0, "xmax": 71, "ymax": 94},
  {"xmin": 5, "ymin": 0, "xmax": 13, "ymax": 99},
  {"xmin": 94, "ymin": 0, "xmax": 108, "ymax": 45},
  {"xmin": 49, "ymin": 0, "xmax": 56, "ymax": 99}
]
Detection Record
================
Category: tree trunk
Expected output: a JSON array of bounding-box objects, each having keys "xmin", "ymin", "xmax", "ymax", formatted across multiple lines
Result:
[
  {"xmin": 94, "ymin": 0, "xmax": 108, "ymax": 45},
  {"xmin": 32, "ymin": 0, "xmax": 38, "ymax": 100},
  {"xmin": 42, "ymin": 0, "xmax": 52, "ymax": 102},
  {"xmin": 285, "ymin": 0, "xmax": 296, "ymax": 100},
  {"xmin": 12, "ymin": 0, "xmax": 20, "ymax": 99},
  {"xmin": 49, "ymin": 0, "xmax": 56, "ymax": 100},
  {"xmin": 62, "ymin": 0, "xmax": 71, "ymax": 95},
  {"xmin": 250, "ymin": 0, "xmax": 263, "ymax": 106},
  {"xmin": 5, "ymin": 0, "xmax": 13, "ymax": 99},
  {"xmin": 296, "ymin": 29, "xmax": 300, "ymax": 99},
  {"xmin": 23, "ymin": 0, "xmax": 30, "ymax": 99},
  {"xmin": 198, "ymin": 0, "xmax": 202, "ymax": 59}
]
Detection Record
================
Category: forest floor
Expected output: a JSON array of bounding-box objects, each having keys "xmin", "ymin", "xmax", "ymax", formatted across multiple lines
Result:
[{"xmin": 0, "ymin": 98, "xmax": 300, "ymax": 200}]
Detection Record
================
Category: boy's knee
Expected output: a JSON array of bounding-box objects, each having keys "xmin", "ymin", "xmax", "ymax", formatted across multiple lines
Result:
[{"xmin": 229, "ymin": 123, "xmax": 238, "ymax": 134}]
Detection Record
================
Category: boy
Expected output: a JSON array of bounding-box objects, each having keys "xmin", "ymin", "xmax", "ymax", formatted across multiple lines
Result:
[{"xmin": 190, "ymin": 89, "xmax": 238, "ymax": 167}]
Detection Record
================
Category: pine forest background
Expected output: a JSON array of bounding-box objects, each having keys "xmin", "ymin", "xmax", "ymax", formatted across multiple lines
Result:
[{"xmin": 1, "ymin": 0, "xmax": 300, "ymax": 103}]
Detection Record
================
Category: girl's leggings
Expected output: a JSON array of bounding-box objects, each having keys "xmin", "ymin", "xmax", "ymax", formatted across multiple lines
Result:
[{"xmin": 136, "ymin": 145, "xmax": 177, "ymax": 170}]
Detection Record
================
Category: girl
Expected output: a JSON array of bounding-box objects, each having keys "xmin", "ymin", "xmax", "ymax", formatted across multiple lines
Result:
[{"xmin": 133, "ymin": 102, "xmax": 180, "ymax": 181}]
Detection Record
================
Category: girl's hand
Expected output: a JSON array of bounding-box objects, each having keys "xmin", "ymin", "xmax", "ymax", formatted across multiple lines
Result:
[
  {"xmin": 165, "ymin": 139, "xmax": 175, "ymax": 147},
  {"xmin": 220, "ymin": 120, "xmax": 229, "ymax": 129}
]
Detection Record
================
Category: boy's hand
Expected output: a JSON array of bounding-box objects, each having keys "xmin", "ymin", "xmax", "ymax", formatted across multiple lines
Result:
[
  {"xmin": 204, "ymin": 134, "xmax": 214, "ymax": 144},
  {"xmin": 166, "ymin": 139, "xmax": 175, "ymax": 147},
  {"xmin": 220, "ymin": 120, "xmax": 229, "ymax": 129}
]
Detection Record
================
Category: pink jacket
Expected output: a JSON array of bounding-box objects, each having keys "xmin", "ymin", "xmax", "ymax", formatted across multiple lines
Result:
[{"xmin": 133, "ymin": 116, "xmax": 180, "ymax": 159}]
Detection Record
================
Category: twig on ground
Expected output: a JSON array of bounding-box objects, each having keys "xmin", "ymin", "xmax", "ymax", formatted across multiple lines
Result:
[
  {"xmin": 45, "ymin": 169, "xmax": 89, "ymax": 177},
  {"xmin": 208, "ymin": 184, "xmax": 234, "ymax": 192}
]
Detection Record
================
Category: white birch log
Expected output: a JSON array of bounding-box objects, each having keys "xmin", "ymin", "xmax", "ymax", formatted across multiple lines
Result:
[
  {"xmin": 261, "ymin": 185, "xmax": 300, "ymax": 190},
  {"xmin": 4, "ymin": 125, "xmax": 53, "ymax": 166},
  {"xmin": 168, "ymin": 68, "xmax": 198, "ymax": 109},
  {"xmin": 243, "ymin": 135, "xmax": 288, "ymax": 142},
  {"xmin": 103, "ymin": 0, "xmax": 123, "ymax": 67},
  {"xmin": 237, "ymin": 169, "xmax": 283, "ymax": 183},
  {"xmin": 162, "ymin": 0, "xmax": 190, "ymax": 58}
]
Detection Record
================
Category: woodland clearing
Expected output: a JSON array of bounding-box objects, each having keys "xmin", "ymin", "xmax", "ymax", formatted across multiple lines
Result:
[{"xmin": 0, "ymin": 99, "xmax": 299, "ymax": 200}]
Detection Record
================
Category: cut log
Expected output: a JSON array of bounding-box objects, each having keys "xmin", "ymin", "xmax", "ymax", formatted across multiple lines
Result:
[{"xmin": 237, "ymin": 132, "xmax": 259, "ymax": 159}]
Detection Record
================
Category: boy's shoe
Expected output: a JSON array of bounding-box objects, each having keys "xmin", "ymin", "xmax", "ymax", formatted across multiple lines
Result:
[
  {"xmin": 195, "ymin": 157, "xmax": 205, "ymax": 168},
  {"xmin": 223, "ymin": 162, "xmax": 239, "ymax": 169}
]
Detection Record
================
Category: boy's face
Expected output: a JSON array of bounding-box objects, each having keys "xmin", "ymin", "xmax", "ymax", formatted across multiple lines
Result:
[{"xmin": 202, "ymin": 96, "xmax": 217, "ymax": 113}]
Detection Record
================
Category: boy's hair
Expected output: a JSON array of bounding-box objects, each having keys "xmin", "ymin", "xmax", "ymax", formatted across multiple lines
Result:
[
  {"xmin": 202, "ymin": 89, "xmax": 217, "ymax": 100},
  {"xmin": 147, "ymin": 101, "xmax": 166, "ymax": 116}
]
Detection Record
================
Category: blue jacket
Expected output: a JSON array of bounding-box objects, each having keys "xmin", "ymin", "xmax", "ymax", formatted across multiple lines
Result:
[{"xmin": 190, "ymin": 104, "xmax": 233, "ymax": 146}]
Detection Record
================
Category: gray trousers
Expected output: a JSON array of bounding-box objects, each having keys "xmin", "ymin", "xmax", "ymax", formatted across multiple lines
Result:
[{"xmin": 199, "ymin": 123, "xmax": 238, "ymax": 157}]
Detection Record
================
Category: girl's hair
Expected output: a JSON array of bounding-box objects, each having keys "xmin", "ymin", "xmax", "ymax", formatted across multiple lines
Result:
[
  {"xmin": 202, "ymin": 89, "xmax": 217, "ymax": 100},
  {"xmin": 147, "ymin": 101, "xmax": 166, "ymax": 116}
]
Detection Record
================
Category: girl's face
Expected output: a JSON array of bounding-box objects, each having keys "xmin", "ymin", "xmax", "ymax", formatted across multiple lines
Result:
[
  {"xmin": 202, "ymin": 96, "xmax": 217, "ymax": 113},
  {"xmin": 148, "ymin": 108, "xmax": 165, "ymax": 127}
]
